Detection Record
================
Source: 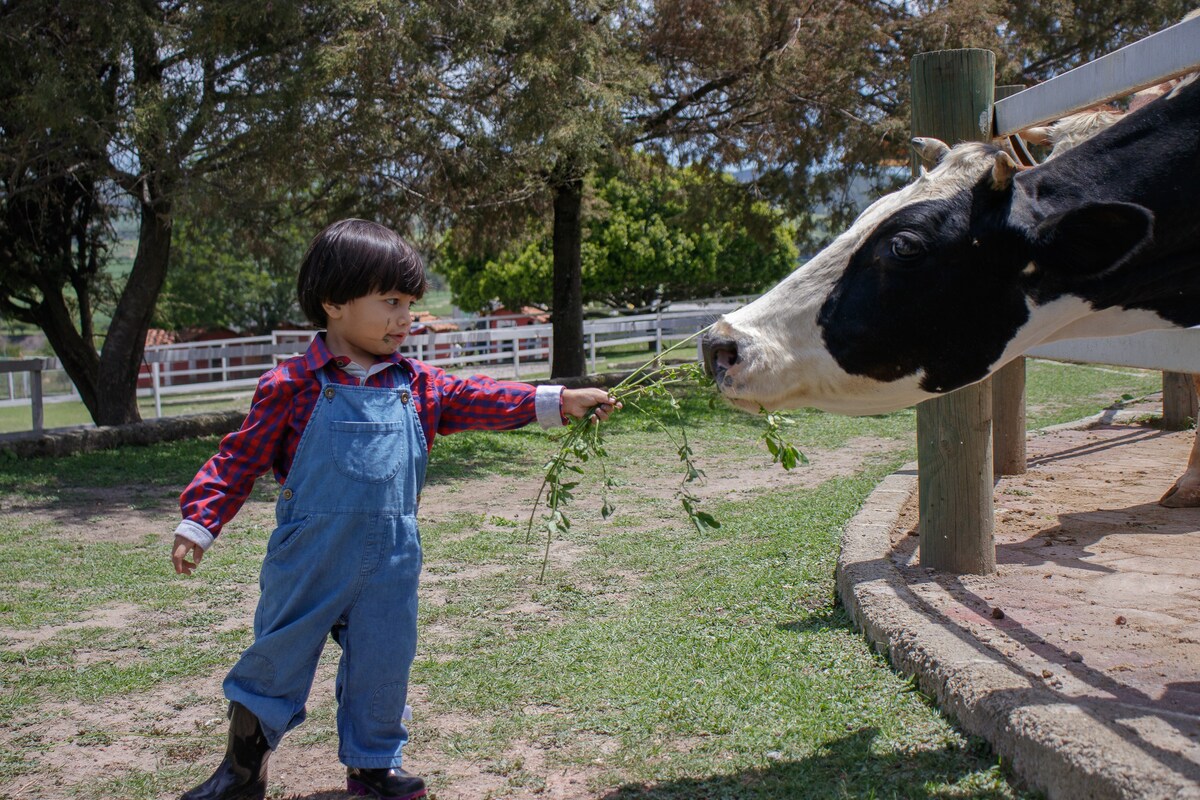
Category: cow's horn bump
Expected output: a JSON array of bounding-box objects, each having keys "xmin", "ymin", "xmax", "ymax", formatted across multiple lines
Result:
[{"xmin": 911, "ymin": 137, "xmax": 950, "ymax": 165}]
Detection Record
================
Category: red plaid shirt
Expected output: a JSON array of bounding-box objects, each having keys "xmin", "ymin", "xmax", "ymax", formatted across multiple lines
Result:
[{"xmin": 179, "ymin": 333, "xmax": 554, "ymax": 540}]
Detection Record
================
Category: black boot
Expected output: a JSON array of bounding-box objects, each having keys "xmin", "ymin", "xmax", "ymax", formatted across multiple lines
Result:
[
  {"xmin": 346, "ymin": 766, "xmax": 427, "ymax": 800},
  {"xmin": 180, "ymin": 702, "xmax": 271, "ymax": 800}
]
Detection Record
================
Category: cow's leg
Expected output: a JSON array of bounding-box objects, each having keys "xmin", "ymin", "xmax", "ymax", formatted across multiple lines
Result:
[{"xmin": 1160, "ymin": 374, "xmax": 1200, "ymax": 507}]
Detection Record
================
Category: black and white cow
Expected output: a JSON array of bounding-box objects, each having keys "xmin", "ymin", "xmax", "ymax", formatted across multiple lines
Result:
[{"xmin": 702, "ymin": 74, "xmax": 1200, "ymax": 501}]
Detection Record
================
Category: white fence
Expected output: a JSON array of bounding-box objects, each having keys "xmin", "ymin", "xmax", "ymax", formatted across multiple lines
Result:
[
  {"xmin": 0, "ymin": 302, "xmax": 744, "ymax": 432},
  {"xmin": 1027, "ymin": 328, "xmax": 1200, "ymax": 373}
]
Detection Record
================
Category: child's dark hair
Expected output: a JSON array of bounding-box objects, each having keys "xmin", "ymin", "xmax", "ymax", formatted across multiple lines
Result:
[{"xmin": 297, "ymin": 219, "xmax": 427, "ymax": 327}]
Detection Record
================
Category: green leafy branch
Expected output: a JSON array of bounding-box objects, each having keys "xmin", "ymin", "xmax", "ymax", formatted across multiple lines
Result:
[
  {"xmin": 526, "ymin": 330, "xmax": 804, "ymax": 580},
  {"xmin": 761, "ymin": 409, "xmax": 807, "ymax": 470}
]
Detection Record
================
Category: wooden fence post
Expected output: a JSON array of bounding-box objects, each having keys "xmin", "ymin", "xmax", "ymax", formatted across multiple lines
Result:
[
  {"xmin": 1163, "ymin": 371, "xmax": 1198, "ymax": 430},
  {"xmin": 991, "ymin": 84, "xmax": 1028, "ymax": 476},
  {"xmin": 151, "ymin": 361, "xmax": 163, "ymax": 418},
  {"xmin": 30, "ymin": 360, "xmax": 44, "ymax": 433},
  {"xmin": 913, "ymin": 49, "xmax": 997, "ymax": 575}
]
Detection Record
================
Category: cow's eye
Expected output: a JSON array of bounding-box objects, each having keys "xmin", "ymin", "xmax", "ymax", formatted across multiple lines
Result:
[{"xmin": 889, "ymin": 232, "xmax": 924, "ymax": 260}]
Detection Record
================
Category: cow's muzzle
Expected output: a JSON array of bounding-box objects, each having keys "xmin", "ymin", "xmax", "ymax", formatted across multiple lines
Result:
[{"xmin": 700, "ymin": 332, "xmax": 740, "ymax": 385}]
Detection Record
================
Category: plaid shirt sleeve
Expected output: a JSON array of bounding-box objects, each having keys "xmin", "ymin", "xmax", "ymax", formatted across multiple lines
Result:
[
  {"xmin": 408, "ymin": 360, "xmax": 562, "ymax": 441},
  {"xmin": 177, "ymin": 366, "xmax": 296, "ymax": 544}
]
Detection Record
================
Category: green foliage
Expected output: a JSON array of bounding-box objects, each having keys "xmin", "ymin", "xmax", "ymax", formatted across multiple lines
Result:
[
  {"xmin": 528, "ymin": 336, "xmax": 806, "ymax": 578},
  {"xmin": 762, "ymin": 410, "xmax": 807, "ymax": 471},
  {"xmin": 154, "ymin": 214, "xmax": 306, "ymax": 334},
  {"xmin": 437, "ymin": 236, "xmax": 554, "ymax": 315},
  {"xmin": 437, "ymin": 156, "xmax": 800, "ymax": 313},
  {"xmin": 584, "ymin": 158, "xmax": 800, "ymax": 309},
  {"xmin": 0, "ymin": 0, "xmax": 424, "ymax": 423}
]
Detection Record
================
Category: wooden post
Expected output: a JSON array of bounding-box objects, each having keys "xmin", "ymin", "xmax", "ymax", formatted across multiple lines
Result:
[
  {"xmin": 1163, "ymin": 371, "xmax": 1198, "ymax": 430},
  {"xmin": 151, "ymin": 361, "xmax": 163, "ymax": 418},
  {"xmin": 30, "ymin": 362, "xmax": 44, "ymax": 434},
  {"xmin": 991, "ymin": 85, "xmax": 1028, "ymax": 476},
  {"xmin": 992, "ymin": 358, "xmax": 1027, "ymax": 474},
  {"xmin": 913, "ymin": 49, "xmax": 997, "ymax": 574}
]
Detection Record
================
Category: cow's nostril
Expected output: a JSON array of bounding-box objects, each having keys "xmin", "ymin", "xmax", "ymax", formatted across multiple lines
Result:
[{"xmin": 701, "ymin": 334, "xmax": 739, "ymax": 380}]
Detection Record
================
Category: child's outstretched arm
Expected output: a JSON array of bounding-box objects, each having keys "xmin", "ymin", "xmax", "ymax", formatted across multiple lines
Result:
[{"xmin": 562, "ymin": 388, "xmax": 621, "ymax": 423}]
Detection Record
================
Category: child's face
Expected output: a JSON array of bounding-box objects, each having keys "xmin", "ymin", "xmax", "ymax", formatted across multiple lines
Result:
[{"xmin": 321, "ymin": 291, "xmax": 417, "ymax": 365}]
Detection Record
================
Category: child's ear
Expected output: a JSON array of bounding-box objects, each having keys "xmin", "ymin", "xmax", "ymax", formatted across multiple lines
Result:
[{"xmin": 322, "ymin": 300, "xmax": 344, "ymax": 321}]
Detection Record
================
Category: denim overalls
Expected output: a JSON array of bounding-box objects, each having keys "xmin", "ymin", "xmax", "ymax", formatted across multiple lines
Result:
[{"xmin": 224, "ymin": 366, "xmax": 427, "ymax": 769}]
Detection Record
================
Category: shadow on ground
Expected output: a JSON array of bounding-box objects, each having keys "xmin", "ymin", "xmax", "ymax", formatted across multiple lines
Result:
[{"xmin": 598, "ymin": 727, "xmax": 1017, "ymax": 800}]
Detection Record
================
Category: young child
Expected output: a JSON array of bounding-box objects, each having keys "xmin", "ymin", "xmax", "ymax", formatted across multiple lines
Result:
[{"xmin": 171, "ymin": 218, "xmax": 618, "ymax": 800}]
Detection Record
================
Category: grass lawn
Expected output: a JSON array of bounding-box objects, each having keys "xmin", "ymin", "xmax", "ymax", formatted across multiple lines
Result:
[{"xmin": 0, "ymin": 360, "xmax": 1166, "ymax": 798}]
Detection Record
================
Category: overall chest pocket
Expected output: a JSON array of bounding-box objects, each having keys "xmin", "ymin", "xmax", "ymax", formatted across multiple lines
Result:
[{"xmin": 330, "ymin": 420, "xmax": 409, "ymax": 483}]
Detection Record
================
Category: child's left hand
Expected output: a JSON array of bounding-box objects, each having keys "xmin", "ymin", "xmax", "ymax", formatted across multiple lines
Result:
[{"xmin": 562, "ymin": 388, "xmax": 621, "ymax": 423}]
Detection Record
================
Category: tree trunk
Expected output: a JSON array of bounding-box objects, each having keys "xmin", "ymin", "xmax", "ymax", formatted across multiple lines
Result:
[
  {"xmin": 94, "ymin": 201, "xmax": 173, "ymax": 425},
  {"xmin": 36, "ymin": 286, "xmax": 103, "ymax": 420},
  {"xmin": 551, "ymin": 176, "xmax": 586, "ymax": 378}
]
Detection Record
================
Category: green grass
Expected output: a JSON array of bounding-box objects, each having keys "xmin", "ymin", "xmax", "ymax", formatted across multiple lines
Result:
[
  {"xmin": 411, "ymin": 453, "xmax": 1022, "ymax": 798},
  {"xmin": 1024, "ymin": 358, "xmax": 1161, "ymax": 426},
  {"xmin": 0, "ymin": 360, "xmax": 1164, "ymax": 798}
]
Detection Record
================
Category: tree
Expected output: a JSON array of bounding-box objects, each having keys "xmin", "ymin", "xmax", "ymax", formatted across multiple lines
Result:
[
  {"xmin": 585, "ymin": 157, "xmax": 799, "ymax": 309},
  {"xmin": 0, "ymin": 1, "xmax": 405, "ymax": 424},
  {"xmin": 372, "ymin": 1, "xmax": 649, "ymax": 377},
  {"xmin": 153, "ymin": 212, "xmax": 308, "ymax": 335},
  {"xmin": 394, "ymin": 2, "xmax": 859, "ymax": 377},
  {"xmin": 380, "ymin": 1, "xmax": 1196, "ymax": 379},
  {"xmin": 437, "ymin": 154, "xmax": 799, "ymax": 313},
  {"xmin": 994, "ymin": 1, "xmax": 1196, "ymax": 83}
]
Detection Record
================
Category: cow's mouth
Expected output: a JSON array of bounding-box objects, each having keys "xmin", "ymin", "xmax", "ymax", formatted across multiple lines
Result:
[{"xmin": 700, "ymin": 332, "xmax": 741, "ymax": 388}]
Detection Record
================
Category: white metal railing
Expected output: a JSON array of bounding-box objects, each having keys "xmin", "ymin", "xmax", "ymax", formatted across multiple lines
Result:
[
  {"xmin": 994, "ymin": 13, "xmax": 1200, "ymax": 136},
  {"xmin": 1026, "ymin": 328, "xmax": 1200, "ymax": 372},
  {"xmin": 0, "ymin": 301, "xmax": 744, "ymax": 432}
]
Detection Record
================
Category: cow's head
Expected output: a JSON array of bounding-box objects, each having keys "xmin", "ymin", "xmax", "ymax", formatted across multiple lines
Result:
[{"xmin": 702, "ymin": 140, "xmax": 1154, "ymax": 415}]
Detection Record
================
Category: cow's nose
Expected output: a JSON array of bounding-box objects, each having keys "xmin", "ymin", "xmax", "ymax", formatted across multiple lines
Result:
[{"xmin": 701, "ymin": 333, "xmax": 739, "ymax": 382}]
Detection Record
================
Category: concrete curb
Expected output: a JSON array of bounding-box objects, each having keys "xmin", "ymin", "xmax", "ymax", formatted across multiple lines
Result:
[{"xmin": 835, "ymin": 410, "xmax": 1200, "ymax": 799}]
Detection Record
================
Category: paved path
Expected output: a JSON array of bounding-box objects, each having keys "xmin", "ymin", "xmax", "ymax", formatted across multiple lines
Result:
[{"xmin": 837, "ymin": 404, "xmax": 1200, "ymax": 799}]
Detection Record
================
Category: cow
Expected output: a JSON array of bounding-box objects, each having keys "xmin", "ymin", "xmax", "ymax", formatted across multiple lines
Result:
[{"xmin": 701, "ymin": 74, "xmax": 1200, "ymax": 504}]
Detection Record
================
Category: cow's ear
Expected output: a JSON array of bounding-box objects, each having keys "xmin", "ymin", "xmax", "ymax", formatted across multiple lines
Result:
[
  {"xmin": 1032, "ymin": 202, "xmax": 1154, "ymax": 278},
  {"xmin": 990, "ymin": 151, "xmax": 1020, "ymax": 190}
]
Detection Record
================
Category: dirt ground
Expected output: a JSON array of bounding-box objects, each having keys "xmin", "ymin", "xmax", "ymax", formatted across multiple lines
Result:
[{"xmin": 890, "ymin": 402, "xmax": 1200, "ymax": 732}]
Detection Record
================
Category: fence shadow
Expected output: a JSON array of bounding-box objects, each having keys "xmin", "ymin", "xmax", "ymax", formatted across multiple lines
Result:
[{"xmin": 598, "ymin": 727, "xmax": 1014, "ymax": 800}]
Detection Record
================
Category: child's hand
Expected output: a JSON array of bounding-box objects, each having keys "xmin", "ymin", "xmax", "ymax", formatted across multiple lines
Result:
[
  {"xmin": 562, "ymin": 388, "xmax": 621, "ymax": 423},
  {"xmin": 172, "ymin": 534, "xmax": 204, "ymax": 575}
]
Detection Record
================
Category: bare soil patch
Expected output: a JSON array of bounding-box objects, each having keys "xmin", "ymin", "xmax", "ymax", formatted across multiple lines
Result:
[{"xmin": 890, "ymin": 406, "xmax": 1200, "ymax": 725}]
